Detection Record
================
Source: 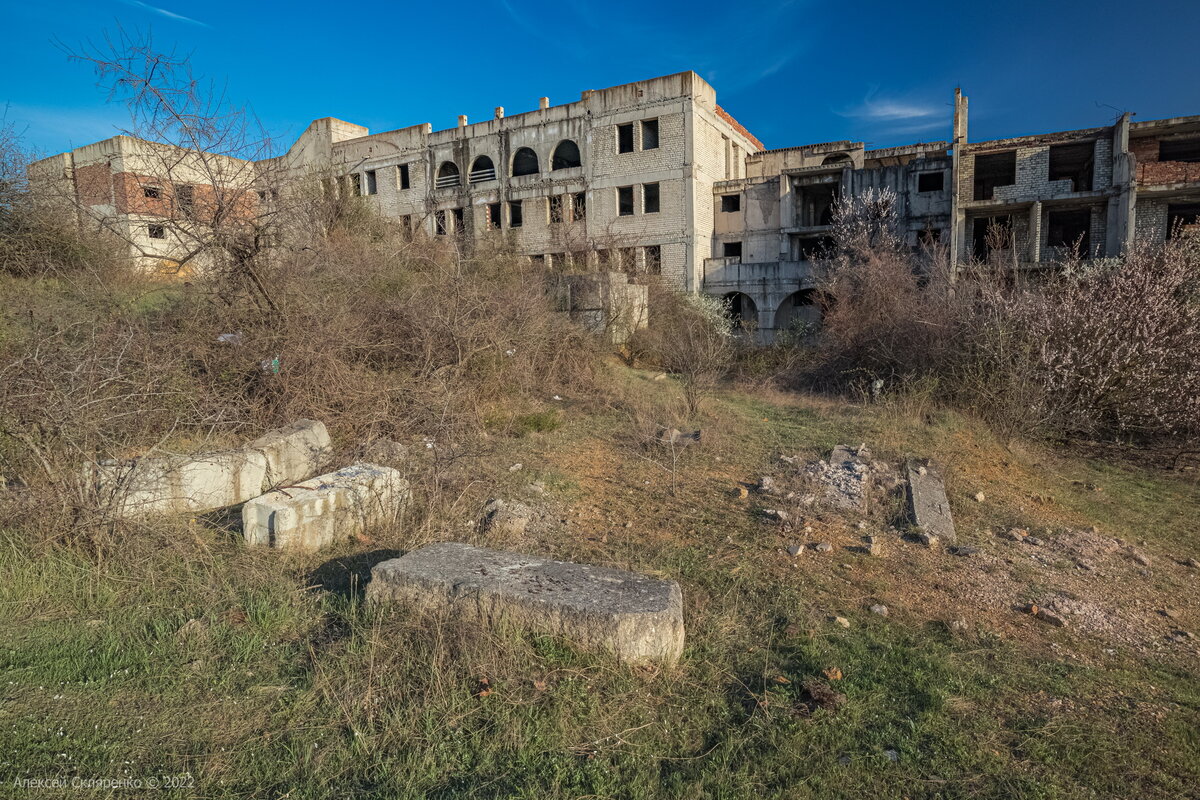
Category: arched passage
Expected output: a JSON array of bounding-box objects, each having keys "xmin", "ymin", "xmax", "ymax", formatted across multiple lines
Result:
[
  {"xmin": 551, "ymin": 140, "xmax": 582, "ymax": 170},
  {"xmin": 775, "ymin": 289, "xmax": 823, "ymax": 335},
  {"xmin": 436, "ymin": 161, "xmax": 460, "ymax": 188},
  {"xmin": 469, "ymin": 155, "xmax": 496, "ymax": 183},
  {"xmin": 723, "ymin": 291, "xmax": 758, "ymax": 331},
  {"xmin": 512, "ymin": 147, "xmax": 539, "ymax": 176}
]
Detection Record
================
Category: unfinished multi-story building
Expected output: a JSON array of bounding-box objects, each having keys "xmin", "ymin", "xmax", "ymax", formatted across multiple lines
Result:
[{"xmin": 32, "ymin": 74, "xmax": 1200, "ymax": 340}]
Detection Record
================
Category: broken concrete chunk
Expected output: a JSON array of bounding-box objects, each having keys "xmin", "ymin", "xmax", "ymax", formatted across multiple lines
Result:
[
  {"xmin": 905, "ymin": 459, "xmax": 956, "ymax": 545},
  {"xmin": 805, "ymin": 445, "xmax": 872, "ymax": 513},
  {"xmin": 366, "ymin": 542, "xmax": 685, "ymax": 667},
  {"xmin": 86, "ymin": 420, "xmax": 330, "ymax": 518},
  {"xmin": 482, "ymin": 499, "xmax": 534, "ymax": 536},
  {"xmin": 243, "ymin": 462, "xmax": 408, "ymax": 551},
  {"xmin": 248, "ymin": 419, "xmax": 332, "ymax": 488}
]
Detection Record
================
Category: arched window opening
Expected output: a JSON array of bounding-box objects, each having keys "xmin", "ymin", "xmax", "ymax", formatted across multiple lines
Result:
[
  {"xmin": 775, "ymin": 289, "xmax": 823, "ymax": 337},
  {"xmin": 512, "ymin": 147, "xmax": 539, "ymax": 177},
  {"xmin": 436, "ymin": 161, "xmax": 461, "ymax": 189},
  {"xmin": 723, "ymin": 292, "xmax": 759, "ymax": 333},
  {"xmin": 469, "ymin": 155, "xmax": 496, "ymax": 184},
  {"xmin": 551, "ymin": 140, "xmax": 582, "ymax": 170}
]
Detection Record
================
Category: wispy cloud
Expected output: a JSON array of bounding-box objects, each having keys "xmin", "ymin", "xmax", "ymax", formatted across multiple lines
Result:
[
  {"xmin": 836, "ymin": 88, "xmax": 940, "ymax": 122},
  {"xmin": 119, "ymin": 0, "xmax": 210, "ymax": 27}
]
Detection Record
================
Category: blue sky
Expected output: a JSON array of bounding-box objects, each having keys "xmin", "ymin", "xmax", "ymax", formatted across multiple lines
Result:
[{"xmin": 4, "ymin": 0, "xmax": 1199, "ymax": 157}]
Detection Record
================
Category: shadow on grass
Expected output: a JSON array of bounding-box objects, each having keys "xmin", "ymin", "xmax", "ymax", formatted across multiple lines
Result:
[{"xmin": 305, "ymin": 548, "xmax": 405, "ymax": 601}]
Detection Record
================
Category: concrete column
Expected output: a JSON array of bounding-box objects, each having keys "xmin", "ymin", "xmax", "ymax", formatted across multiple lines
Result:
[
  {"xmin": 1107, "ymin": 112, "xmax": 1136, "ymax": 256},
  {"xmin": 949, "ymin": 88, "xmax": 969, "ymax": 276},
  {"xmin": 1028, "ymin": 201, "xmax": 1042, "ymax": 264}
]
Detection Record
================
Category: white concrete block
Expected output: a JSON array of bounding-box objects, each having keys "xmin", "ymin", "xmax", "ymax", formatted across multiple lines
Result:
[
  {"xmin": 242, "ymin": 462, "xmax": 408, "ymax": 551},
  {"xmin": 246, "ymin": 419, "xmax": 332, "ymax": 488}
]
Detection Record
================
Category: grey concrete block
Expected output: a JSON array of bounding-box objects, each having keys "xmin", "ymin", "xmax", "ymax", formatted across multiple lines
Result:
[
  {"xmin": 367, "ymin": 542, "xmax": 685, "ymax": 667},
  {"xmin": 243, "ymin": 462, "xmax": 408, "ymax": 551},
  {"xmin": 247, "ymin": 419, "xmax": 332, "ymax": 488},
  {"xmin": 906, "ymin": 459, "xmax": 956, "ymax": 544}
]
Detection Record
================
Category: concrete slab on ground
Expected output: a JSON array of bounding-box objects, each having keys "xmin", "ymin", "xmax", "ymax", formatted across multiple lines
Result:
[
  {"xmin": 366, "ymin": 542, "xmax": 685, "ymax": 667},
  {"xmin": 906, "ymin": 458, "xmax": 956, "ymax": 544}
]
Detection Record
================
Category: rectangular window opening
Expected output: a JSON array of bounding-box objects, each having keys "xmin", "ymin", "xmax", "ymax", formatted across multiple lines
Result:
[
  {"xmin": 1160, "ymin": 139, "xmax": 1200, "ymax": 163},
  {"xmin": 972, "ymin": 151, "xmax": 1017, "ymax": 201},
  {"xmin": 644, "ymin": 244, "xmax": 662, "ymax": 274},
  {"xmin": 971, "ymin": 215, "xmax": 1013, "ymax": 261},
  {"xmin": 508, "ymin": 200, "xmax": 523, "ymax": 228},
  {"xmin": 641, "ymin": 119, "xmax": 659, "ymax": 150},
  {"xmin": 142, "ymin": 186, "xmax": 161, "ymax": 199},
  {"xmin": 365, "ymin": 170, "xmax": 378, "ymax": 195},
  {"xmin": 1167, "ymin": 203, "xmax": 1200, "ymax": 239},
  {"xmin": 435, "ymin": 210, "xmax": 447, "ymax": 236},
  {"xmin": 723, "ymin": 241, "xmax": 742, "ymax": 259},
  {"xmin": 720, "ymin": 194, "xmax": 741, "ymax": 212},
  {"xmin": 917, "ymin": 171, "xmax": 945, "ymax": 193},
  {"xmin": 643, "ymin": 182, "xmax": 660, "ymax": 214},
  {"xmin": 617, "ymin": 186, "xmax": 634, "ymax": 216},
  {"xmin": 175, "ymin": 184, "xmax": 194, "ymax": 217},
  {"xmin": 350, "ymin": 173, "xmax": 363, "ymax": 197},
  {"xmin": 452, "ymin": 207, "xmax": 465, "ymax": 234},
  {"xmin": 1048, "ymin": 142, "xmax": 1095, "ymax": 192},
  {"xmin": 572, "ymin": 191, "xmax": 586, "ymax": 221},
  {"xmin": 548, "ymin": 195, "xmax": 564, "ymax": 224},
  {"xmin": 1046, "ymin": 209, "xmax": 1092, "ymax": 255},
  {"xmin": 617, "ymin": 123, "xmax": 634, "ymax": 154},
  {"xmin": 398, "ymin": 164, "xmax": 411, "ymax": 190},
  {"xmin": 487, "ymin": 202, "xmax": 502, "ymax": 230},
  {"xmin": 148, "ymin": 224, "xmax": 166, "ymax": 239}
]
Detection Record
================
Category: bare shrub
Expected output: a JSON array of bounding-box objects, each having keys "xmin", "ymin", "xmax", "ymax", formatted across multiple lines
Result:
[{"xmin": 631, "ymin": 283, "xmax": 735, "ymax": 417}]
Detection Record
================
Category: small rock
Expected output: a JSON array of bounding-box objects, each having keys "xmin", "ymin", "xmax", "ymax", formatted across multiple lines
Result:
[
  {"xmin": 764, "ymin": 509, "xmax": 789, "ymax": 523},
  {"xmin": 948, "ymin": 545, "xmax": 982, "ymax": 557},
  {"xmin": 1001, "ymin": 528, "xmax": 1029, "ymax": 542},
  {"xmin": 814, "ymin": 541, "xmax": 833, "ymax": 553},
  {"xmin": 509, "ymin": 463, "xmax": 523, "ymax": 472},
  {"xmin": 758, "ymin": 476, "xmax": 778, "ymax": 495},
  {"xmin": 870, "ymin": 604, "xmax": 889, "ymax": 617},
  {"xmin": 855, "ymin": 521, "xmax": 868, "ymax": 530},
  {"xmin": 1185, "ymin": 558, "xmax": 1200, "ymax": 569},
  {"xmin": 973, "ymin": 492, "xmax": 986, "ymax": 502},
  {"xmin": 916, "ymin": 532, "xmax": 940, "ymax": 548},
  {"xmin": 733, "ymin": 486, "xmax": 749, "ymax": 500},
  {"xmin": 1160, "ymin": 609, "xmax": 1180, "ymax": 620},
  {"xmin": 652, "ymin": 372, "xmax": 667, "ymax": 381},
  {"xmin": 883, "ymin": 749, "xmax": 899, "ymax": 762},
  {"xmin": 1131, "ymin": 550, "xmax": 1152, "ymax": 567},
  {"xmin": 787, "ymin": 544, "xmax": 804, "ymax": 557},
  {"xmin": 1076, "ymin": 559, "xmax": 1095, "ymax": 571},
  {"xmin": 833, "ymin": 616, "xmax": 850, "ymax": 628},
  {"xmin": 1024, "ymin": 603, "xmax": 1066, "ymax": 627},
  {"xmin": 1025, "ymin": 537, "xmax": 1044, "ymax": 546},
  {"xmin": 527, "ymin": 481, "xmax": 546, "ymax": 495},
  {"xmin": 949, "ymin": 618, "xmax": 968, "ymax": 631}
]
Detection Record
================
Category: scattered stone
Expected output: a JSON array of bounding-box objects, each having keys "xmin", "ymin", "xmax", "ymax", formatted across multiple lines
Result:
[
  {"xmin": 1024, "ymin": 603, "xmax": 1066, "ymax": 627},
  {"xmin": 243, "ymin": 462, "xmax": 408, "ymax": 551},
  {"xmin": 948, "ymin": 545, "xmax": 982, "ymax": 557},
  {"xmin": 1169, "ymin": 630, "xmax": 1195, "ymax": 643},
  {"xmin": 915, "ymin": 532, "xmax": 940, "ymax": 548},
  {"xmin": 855, "ymin": 520, "xmax": 868, "ymax": 530},
  {"xmin": 883, "ymin": 749, "xmax": 899, "ymax": 762},
  {"xmin": 779, "ymin": 455, "xmax": 799, "ymax": 466},
  {"xmin": 482, "ymin": 499, "xmax": 534, "ymax": 536},
  {"xmin": 87, "ymin": 419, "xmax": 331, "ymax": 518},
  {"xmin": 757, "ymin": 476, "xmax": 778, "ymax": 495},
  {"xmin": 527, "ymin": 482, "xmax": 546, "ymax": 495},
  {"xmin": 865, "ymin": 536, "xmax": 883, "ymax": 556},
  {"xmin": 814, "ymin": 541, "xmax": 833, "ymax": 553},
  {"xmin": 803, "ymin": 445, "xmax": 872, "ymax": 513},
  {"xmin": 1160, "ymin": 609, "xmax": 1180, "ymax": 620},
  {"xmin": 787, "ymin": 544, "xmax": 804, "ymax": 557},
  {"xmin": 763, "ymin": 509, "xmax": 789, "ymax": 523},
  {"xmin": 801, "ymin": 679, "xmax": 847, "ymax": 711},
  {"xmin": 1026, "ymin": 536, "xmax": 1044, "ymax": 546},
  {"xmin": 175, "ymin": 618, "xmax": 209, "ymax": 644},
  {"xmin": 833, "ymin": 616, "xmax": 850, "ymax": 628},
  {"xmin": 362, "ymin": 437, "xmax": 409, "ymax": 466},
  {"xmin": 949, "ymin": 618, "xmax": 968, "ymax": 631},
  {"xmin": 509, "ymin": 463, "xmax": 523, "ymax": 472},
  {"xmin": 658, "ymin": 428, "xmax": 701, "ymax": 447},
  {"xmin": 905, "ymin": 459, "xmax": 956, "ymax": 544},
  {"xmin": 973, "ymin": 492, "xmax": 986, "ymax": 503},
  {"xmin": 1131, "ymin": 550, "xmax": 1152, "ymax": 567},
  {"xmin": 870, "ymin": 604, "xmax": 889, "ymax": 617},
  {"xmin": 1186, "ymin": 558, "xmax": 1200, "ymax": 569},
  {"xmin": 1075, "ymin": 559, "xmax": 1095, "ymax": 571},
  {"xmin": 366, "ymin": 542, "xmax": 685, "ymax": 666},
  {"xmin": 1001, "ymin": 528, "xmax": 1029, "ymax": 542},
  {"xmin": 652, "ymin": 372, "xmax": 668, "ymax": 381},
  {"xmin": 733, "ymin": 486, "xmax": 749, "ymax": 500}
]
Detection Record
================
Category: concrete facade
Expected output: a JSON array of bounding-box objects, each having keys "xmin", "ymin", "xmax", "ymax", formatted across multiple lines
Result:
[{"xmin": 31, "ymin": 76, "xmax": 1200, "ymax": 343}]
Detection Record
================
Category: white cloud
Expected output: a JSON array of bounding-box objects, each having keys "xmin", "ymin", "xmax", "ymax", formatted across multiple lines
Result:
[
  {"xmin": 836, "ymin": 88, "xmax": 941, "ymax": 122},
  {"xmin": 119, "ymin": 0, "xmax": 210, "ymax": 27}
]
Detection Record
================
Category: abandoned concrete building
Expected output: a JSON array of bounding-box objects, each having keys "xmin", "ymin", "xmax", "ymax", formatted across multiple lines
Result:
[{"xmin": 32, "ymin": 72, "xmax": 1200, "ymax": 340}]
